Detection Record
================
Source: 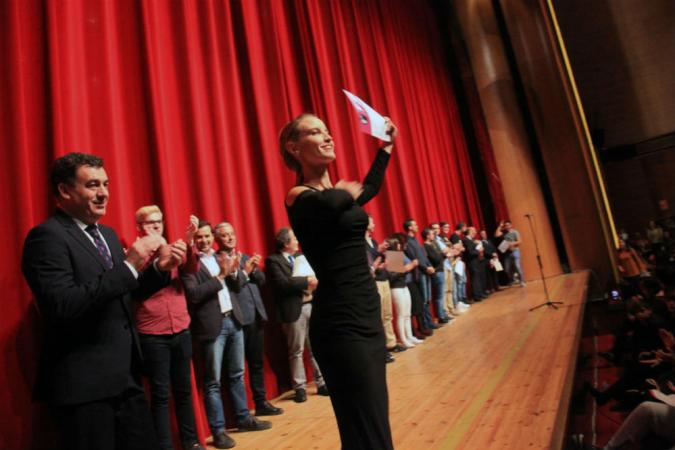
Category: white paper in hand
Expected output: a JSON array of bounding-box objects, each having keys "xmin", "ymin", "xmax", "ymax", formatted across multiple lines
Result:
[{"xmin": 342, "ymin": 89, "xmax": 390, "ymax": 142}]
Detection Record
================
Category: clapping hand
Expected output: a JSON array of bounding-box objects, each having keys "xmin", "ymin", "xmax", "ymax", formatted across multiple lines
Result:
[
  {"xmin": 184, "ymin": 215, "xmax": 199, "ymax": 246},
  {"xmin": 157, "ymin": 239, "xmax": 188, "ymax": 272},
  {"xmin": 244, "ymin": 253, "xmax": 262, "ymax": 274}
]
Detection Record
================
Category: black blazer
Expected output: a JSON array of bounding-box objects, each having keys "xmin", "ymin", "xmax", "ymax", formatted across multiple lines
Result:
[
  {"xmin": 181, "ymin": 258, "xmax": 244, "ymax": 341},
  {"xmin": 236, "ymin": 253, "xmax": 268, "ymax": 325},
  {"xmin": 424, "ymin": 241, "xmax": 445, "ymax": 272},
  {"xmin": 265, "ymin": 252, "xmax": 309, "ymax": 324},
  {"xmin": 21, "ymin": 210, "xmax": 169, "ymax": 406},
  {"xmin": 404, "ymin": 235, "xmax": 431, "ymax": 281}
]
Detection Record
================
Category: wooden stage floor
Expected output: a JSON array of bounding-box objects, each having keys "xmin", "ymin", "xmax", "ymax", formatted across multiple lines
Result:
[{"xmin": 212, "ymin": 271, "xmax": 589, "ymax": 450}]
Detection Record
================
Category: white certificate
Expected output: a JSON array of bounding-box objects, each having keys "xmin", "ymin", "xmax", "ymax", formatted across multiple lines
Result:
[
  {"xmin": 342, "ymin": 89, "xmax": 391, "ymax": 142},
  {"xmin": 498, "ymin": 240, "xmax": 511, "ymax": 253}
]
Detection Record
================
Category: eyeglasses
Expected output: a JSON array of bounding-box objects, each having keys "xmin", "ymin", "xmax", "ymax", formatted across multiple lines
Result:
[{"xmin": 139, "ymin": 219, "xmax": 163, "ymax": 226}]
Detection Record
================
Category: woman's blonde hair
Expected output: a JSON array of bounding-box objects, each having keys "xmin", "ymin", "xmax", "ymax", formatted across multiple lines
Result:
[{"xmin": 278, "ymin": 113, "xmax": 318, "ymax": 184}]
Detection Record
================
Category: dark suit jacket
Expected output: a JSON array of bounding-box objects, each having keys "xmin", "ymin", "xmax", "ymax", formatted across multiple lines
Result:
[
  {"xmin": 424, "ymin": 241, "xmax": 445, "ymax": 272},
  {"xmin": 265, "ymin": 252, "xmax": 309, "ymax": 324},
  {"xmin": 21, "ymin": 210, "xmax": 169, "ymax": 406},
  {"xmin": 404, "ymin": 235, "xmax": 431, "ymax": 281},
  {"xmin": 181, "ymin": 257, "xmax": 244, "ymax": 341},
  {"xmin": 237, "ymin": 254, "xmax": 268, "ymax": 325}
]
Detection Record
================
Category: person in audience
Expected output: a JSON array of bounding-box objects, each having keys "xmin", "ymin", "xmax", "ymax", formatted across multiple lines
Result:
[
  {"xmin": 280, "ymin": 112, "xmax": 396, "ymax": 449},
  {"xmin": 404, "ymin": 219, "xmax": 437, "ymax": 332},
  {"xmin": 424, "ymin": 226, "xmax": 451, "ymax": 324},
  {"xmin": 182, "ymin": 221, "xmax": 271, "ymax": 449},
  {"xmin": 134, "ymin": 206, "xmax": 205, "ymax": 450},
  {"xmin": 365, "ymin": 215, "xmax": 403, "ymax": 362},
  {"xmin": 597, "ymin": 397, "xmax": 675, "ymax": 450},
  {"xmin": 386, "ymin": 235, "xmax": 423, "ymax": 349},
  {"xmin": 213, "ymin": 222, "xmax": 283, "ymax": 417},
  {"xmin": 646, "ymin": 220, "xmax": 665, "ymax": 245},
  {"xmin": 495, "ymin": 220, "xmax": 525, "ymax": 286},
  {"xmin": 265, "ymin": 227, "xmax": 328, "ymax": 403},
  {"xmin": 22, "ymin": 153, "xmax": 183, "ymax": 450},
  {"xmin": 616, "ymin": 238, "xmax": 648, "ymax": 296}
]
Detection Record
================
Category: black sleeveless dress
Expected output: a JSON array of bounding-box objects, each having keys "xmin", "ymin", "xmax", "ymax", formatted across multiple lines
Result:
[{"xmin": 287, "ymin": 149, "xmax": 394, "ymax": 450}]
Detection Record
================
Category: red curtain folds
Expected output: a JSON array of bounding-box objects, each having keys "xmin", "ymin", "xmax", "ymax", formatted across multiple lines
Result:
[{"xmin": 1, "ymin": 1, "xmax": 503, "ymax": 448}]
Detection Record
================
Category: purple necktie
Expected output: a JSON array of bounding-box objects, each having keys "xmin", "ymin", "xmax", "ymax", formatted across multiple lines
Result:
[{"xmin": 85, "ymin": 224, "xmax": 114, "ymax": 269}]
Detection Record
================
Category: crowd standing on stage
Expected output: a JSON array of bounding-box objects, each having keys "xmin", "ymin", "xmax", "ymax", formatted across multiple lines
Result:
[
  {"xmin": 22, "ymin": 151, "xmax": 531, "ymax": 450},
  {"xmin": 585, "ymin": 218, "xmax": 675, "ymax": 450}
]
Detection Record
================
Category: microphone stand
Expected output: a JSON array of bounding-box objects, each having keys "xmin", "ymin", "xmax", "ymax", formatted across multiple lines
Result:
[{"xmin": 525, "ymin": 213, "xmax": 563, "ymax": 311}]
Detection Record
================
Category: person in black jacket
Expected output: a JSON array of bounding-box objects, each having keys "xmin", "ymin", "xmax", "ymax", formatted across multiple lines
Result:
[
  {"xmin": 404, "ymin": 219, "xmax": 437, "ymax": 333},
  {"xmin": 265, "ymin": 227, "xmax": 327, "ymax": 403},
  {"xmin": 182, "ymin": 222, "xmax": 271, "ymax": 449},
  {"xmin": 424, "ymin": 227, "xmax": 451, "ymax": 324},
  {"xmin": 214, "ymin": 222, "xmax": 283, "ymax": 417},
  {"xmin": 22, "ymin": 152, "xmax": 184, "ymax": 450},
  {"xmin": 463, "ymin": 227, "xmax": 488, "ymax": 301}
]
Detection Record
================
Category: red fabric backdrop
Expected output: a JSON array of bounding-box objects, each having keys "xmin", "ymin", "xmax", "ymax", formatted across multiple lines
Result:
[{"xmin": 1, "ymin": 1, "xmax": 502, "ymax": 448}]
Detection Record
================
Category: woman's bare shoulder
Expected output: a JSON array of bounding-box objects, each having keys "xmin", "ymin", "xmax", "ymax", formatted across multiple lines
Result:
[{"xmin": 285, "ymin": 186, "xmax": 312, "ymax": 207}]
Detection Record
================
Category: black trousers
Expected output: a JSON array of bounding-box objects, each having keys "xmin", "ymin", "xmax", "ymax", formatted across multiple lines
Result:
[
  {"xmin": 469, "ymin": 259, "xmax": 487, "ymax": 299},
  {"xmin": 140, "ymin": 329, "xmax": 198, "ymax": 450},
  {"xmin": 311, "ymin": 333, "xmax": 394, "ymax": 450},
  {"xmin": 242, "ymin": 319, "xmax": 267, "ymax": 405},
  {"xmin": 54, "ymin": 385, "xmax": 159, "ymax": 450}
]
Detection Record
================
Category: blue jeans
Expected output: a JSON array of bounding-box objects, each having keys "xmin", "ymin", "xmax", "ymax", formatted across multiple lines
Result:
[
  {"xmin": 140, "ymin": 329, "xmax": 198, "ymax": 450},
  {"xmin": 453, "ymin": 274, "xmax": 466, "ymax": 306},
  {"xmin": 504, "ymin": 249, "xmax": 524, "ymax": 283},
  {"xmin": 418, "ymin": 273, "xmax": 433, "ymax": 328},
  {"xmin": 431, "ymin": 271, "xmax": 447, "ymax": 320},
  {"xmin": 202, "ymin": 316, "xmax": 248, "ymax": 435}
]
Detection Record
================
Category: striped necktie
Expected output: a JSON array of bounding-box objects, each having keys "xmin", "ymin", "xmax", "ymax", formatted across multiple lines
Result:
[{"xmin": 85, "ymin": 224, "xmax": 114, "ymax": 269}]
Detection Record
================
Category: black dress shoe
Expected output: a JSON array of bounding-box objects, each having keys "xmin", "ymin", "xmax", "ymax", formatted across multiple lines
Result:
[
  {"xmin": 212, "ymin": 431, "xmax": 236, "ymax": 449},
  {"xmin": 438, "ymin": 317, "xmax": 450, "ymax": 324},
  {"xmin": 237, "ymin": 415, "xmax": 272, "ymax": 432},
  {"xmin": 385, "ymin": 352, "xmax": 395, "ymax": 363},
  {"xmin": 317, "ymin": 385, "xmax": 330, "ymax": 396},
  {"xmin": 294, "ymin": 388, "xmax": 307, "ymax": 403},
  {"xmin": 388, "ymin": 344, "xmax": 407, "ymax": 353},
  {"xmin": 255, "ymin": 401, "xmax": 283, "ymax": 416}
]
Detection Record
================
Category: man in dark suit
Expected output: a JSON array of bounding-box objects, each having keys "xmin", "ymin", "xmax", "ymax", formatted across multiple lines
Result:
[
  {"xmin": 21, "ymin": 152, "xmax": 186, "ymax": 450},
  {"xmin": 181, "ymin": 221, "xmax": 271, "ymax": 450},
  {"xmin": 463, "ymin": 226, "xmax": 488, "ymax": 301},
  {"xmin": 213, "ymin": 222, "xmax": 283, "ymax": 417},
  {"xmin": 265, "ymin": 227, "xmax": 327, "ymax": 403},
  {"xmin": 403, "ymin": 219, "xmax": 437, "ymax": 333}
]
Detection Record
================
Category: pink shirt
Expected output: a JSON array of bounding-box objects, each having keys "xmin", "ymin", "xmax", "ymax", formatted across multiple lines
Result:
[{"xmin": 136, "ymin": 247, "xmax": 199, "ymax": 335}]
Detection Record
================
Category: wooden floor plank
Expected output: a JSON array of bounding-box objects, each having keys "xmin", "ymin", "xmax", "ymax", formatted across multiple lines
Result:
[{"xmin": 208, "ymin": 272, "xmax": 589, "ymax": 449}]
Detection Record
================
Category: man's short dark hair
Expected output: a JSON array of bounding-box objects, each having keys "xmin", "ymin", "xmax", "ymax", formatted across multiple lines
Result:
[
  {"xmin": 198, "ymin": 220, "xmax": 212, "ymax": 230},
  {"xmin": 403, "ymin": 219, "xmax": 415, "ymax": 231},
  {"xmin": 422, "ymin": 227, "xmax": 434, "ymax": 240},
  {"xmin": 440, "ymin": 221, "xmax": 449, "ymax": 228},
  {"xmin": 455, "ymin": 221, "xmax": 466, "ymax": 231},
  {"xmin": 50, "ymin": 152, "xmax": 104, "ymax": 195},
  {"xmin": 275, "ymin": 227, "xmax": 293, "ymax": 251}
]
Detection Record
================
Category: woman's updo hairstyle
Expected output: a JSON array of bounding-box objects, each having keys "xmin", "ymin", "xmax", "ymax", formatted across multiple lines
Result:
[{"xmin": 279, "ymin": 113, "xmax": 317, "ymax": 184}]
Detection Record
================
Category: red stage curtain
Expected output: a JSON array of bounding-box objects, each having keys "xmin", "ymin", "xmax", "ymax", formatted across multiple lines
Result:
[{"xmin": 1, "ymin": 1, "xmax": 501, "ymax": 448}]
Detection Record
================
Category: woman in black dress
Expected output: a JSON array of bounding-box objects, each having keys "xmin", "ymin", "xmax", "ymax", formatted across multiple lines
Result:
[{"xmin": 280, "ymin": 113, "xmax": 397, "ymax": 449}]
